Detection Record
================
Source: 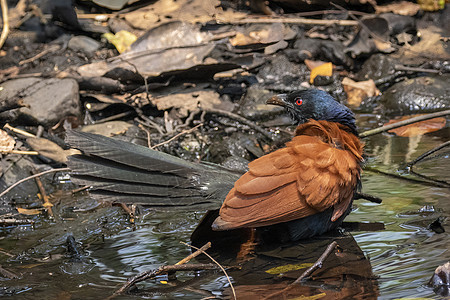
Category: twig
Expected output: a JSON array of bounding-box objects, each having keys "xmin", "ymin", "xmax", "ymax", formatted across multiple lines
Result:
[
  {"xmin": 1, "ymin": 150, "xmax": 39, "ymax": 155},
  {"xmin": 364, "ymin": 166, "xmax": 450, "ymax": 188},
  {"xmin": 353, "ymin": 192, "xmax": 382, "ymax": 204},
  {"xmin": 18, "ymin": 44, "xmax": 60, "ymax": 65},
  {"xmin": 405, "ymin": 141, "xmax": 450, "ymax": 169},
  {"xmin": 264, "ymin": 241, "xmax": 338, "ymax": 300},
  {"xmin": 118, "ymin": 203, "xmax": 134, "ymax": 224},
  {"xmin": 0, "ymin": 218, "xmax": 34, "ymax": 225},
  {"xmin": 151, "ymin": 123, "xmax": 203, "ymax": 149},
  {"xmin": 0, "ymin": 167, "xmax": 70, "ymax": 198},
  {"xmin": 32, "ymin": 169, "xmax": 54, "ymax": 218},
  {"xmin": 3, "ymin": 123, "xmax": 36, "ymax": 138},
  {"xmin": 71, "ymin": 185, "xmax": 90, "ymax": 194},
  {"xmin": 138, "ymin": 124, "xmax": 152, "ymax": 148},
  {"xmin": 394, "ymin": 64, "xmax": 441, "ymax": 74},
  {"xmin": 180, "ymin": 241, "xmax": 236, "ymax": 300},
  {"xmin": 114, "ymin": 264, "xmax": 219, "ymax": 296},
  {"xmin": 112, "ymin": 242, "xmax": 212, "ymax": 297},
  {"xmin": 94, "ymin": 111, "xmax": 134, "ymax": 124},
  {"xmin": 231, "ymin": 17, "xmax": 358, "ymax": 26},
  {"xmin": 201, "ymin": 107, "xmax": 273, "ymax": 140},
  {"xmin": 0, "ymin": 0, "xmax": 9, "ymax": 49},
  {"xmin": 176, "ymin": 242, "xmax": 211, "ymax": 265},
  {"xmin": 0, "ymin": 265, "xmax": 19, "ymax": 279},
  {"xmin": 359, "ymin": 110, "xmax": 450, "ymax": 138}
]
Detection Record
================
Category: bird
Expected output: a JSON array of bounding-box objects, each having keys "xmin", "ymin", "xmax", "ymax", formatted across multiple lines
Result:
[{"xmin": 66, "ymin": 89, "xmax": 363, "ymax": 241}]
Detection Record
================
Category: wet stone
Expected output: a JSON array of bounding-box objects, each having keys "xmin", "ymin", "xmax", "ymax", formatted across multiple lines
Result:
[
  {"xmin": 238, "ymin": 85, "xmax": 282, "ymax": 120},
  {"xmin": 356, "ymin": 54, "xmax": 397, "ymax": 81},
  {"xmin": 68, "ymin": 35, "xmax": 101, "ymax": 56},
  {"xmin": 379, "ymin": 76, "xmax": 450, "ymax": 114},
  {"xmin": 0, "ymin": 77, "xmax": 81, "ymax": 127}
]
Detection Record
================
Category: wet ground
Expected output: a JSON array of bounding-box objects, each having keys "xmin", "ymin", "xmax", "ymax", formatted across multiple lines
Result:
[{"xmin": 0, "ymin": 113, "xmax": 448, "ymax": 299}]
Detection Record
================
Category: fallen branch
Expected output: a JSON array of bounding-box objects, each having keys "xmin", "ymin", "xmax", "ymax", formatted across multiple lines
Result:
[
  {"xmin": 112, "ymin": 242, "xmax": 213, "ymax": 297},
  {"xmin": 0, "ymin": 167, "xmax": 70, "ymax": 198},
  {"xmin": 201, "ymin": 107, "xmax": 273, "ymax": 140},
  {"xmin": 264, "ymin": 241, "xmax": 338, "ymax": 300},
  {"xmin": 0, "ymin": 0, "xmax": 9, "ymax": 49},
  {"xmin": 359, "ymin": 110, "xmax": 450, "ymax": 138},
  {"xmin": 181, "ymin": 241, "xmax": 236, "ymax": 300}
]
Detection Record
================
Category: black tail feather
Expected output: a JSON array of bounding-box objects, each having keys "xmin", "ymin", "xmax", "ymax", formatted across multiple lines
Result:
[{"xmin": 66, "ymin": 131, "xmax": 240, "ymax": 208}]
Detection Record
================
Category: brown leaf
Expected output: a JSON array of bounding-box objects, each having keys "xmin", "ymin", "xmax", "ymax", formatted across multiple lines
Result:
[
  {"xmin": 342, "ymin": 78, "xmax": 380, "ymax": 107},
  {"xmin": 0, "ymin": 129, "xmax": 15, "ymax": 153},
  {"xmin": 386, "ymin": 115, "xmax": 447, "ymax": 137}
]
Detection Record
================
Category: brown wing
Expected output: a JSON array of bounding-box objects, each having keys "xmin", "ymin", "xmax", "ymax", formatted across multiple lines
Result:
[{"xmin": 213, "ymin": 120, "xmax": 363, "ymax": 230}]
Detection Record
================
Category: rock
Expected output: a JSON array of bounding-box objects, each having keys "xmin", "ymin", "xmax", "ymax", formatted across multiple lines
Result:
[
  {"xmin": 356, "ymin": 54, "xmax": 397, "ymax": 81},
  {"xmin": 0, "ymin": 78, "xmax": 81, "ymax": 127},
  {"xmin": 238, "ymin": 85, "xmax": 282, "ymax": 121},
  {"xmin": 428, "ymin": 262, "xmax": 450, "ymax": 297},
  {"xmin": 68, "ymin": 35, "xmax": 101, "ymax": 56},
  {"xmin": 379, "ymin": 76, "xmax": 450, "ymax": 114}
]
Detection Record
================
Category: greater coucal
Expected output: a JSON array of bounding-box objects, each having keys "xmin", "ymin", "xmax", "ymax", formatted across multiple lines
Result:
[{"xmin": 66, "ymin": 89, "xmax": 363, "ymax": 241}]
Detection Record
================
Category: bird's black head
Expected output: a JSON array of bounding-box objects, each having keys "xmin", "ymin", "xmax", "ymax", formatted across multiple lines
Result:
[{"xmin": 267, "ymin": 89, "xmax": 358, "ymax": 135}]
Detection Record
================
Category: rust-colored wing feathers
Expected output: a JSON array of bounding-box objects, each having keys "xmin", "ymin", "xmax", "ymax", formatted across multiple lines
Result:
[{"xmin": 213, "ymin": 120, "xmax": 363, "ymax": 230}]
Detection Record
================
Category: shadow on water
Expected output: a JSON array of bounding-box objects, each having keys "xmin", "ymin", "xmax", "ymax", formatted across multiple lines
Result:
[{"xmin": 0, "ymin": 119, "xmax": 448, "ymax": 299}]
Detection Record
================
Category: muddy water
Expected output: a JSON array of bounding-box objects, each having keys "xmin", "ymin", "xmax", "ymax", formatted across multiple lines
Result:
[{"xmin": 0, "ymin": 124, "xmax": 449, "ymax": 299}]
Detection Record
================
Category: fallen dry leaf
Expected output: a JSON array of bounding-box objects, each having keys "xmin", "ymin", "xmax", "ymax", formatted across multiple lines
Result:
[
  {"xmin": 0, "ymin": 129, "xmax": 15, "ymax": 153},
  {"xmin": 17, "ymin": 207, "xmax": 42, "ymax": 215},
  {"xmin": 151, "ymin": 90, "xmax": 221, "ymax": 117},
  {"xmin": 26, "ymin": 137, "xmax": 80, "ymax": 163},
  {"xmin": 386, "ymin": 115, "xmax": 446, "ymax": 137},
  {"xmin": 342, "ymin": 77, "xmax": 380, "ymax": 107},
  {"xmin": 375, "ymin": 1, "xmax": 421, "ymax": 16},
  {"xmin": 81, "ymin": 121, "xmax": 133, "ymax": 137},
  {"xmin": 309, "ymin": 62, "xmax": 333, "ymax": 84}
]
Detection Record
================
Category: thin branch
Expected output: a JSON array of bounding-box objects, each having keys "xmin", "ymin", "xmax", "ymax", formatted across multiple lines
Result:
[
  {"xmin": 19, "ymin": 44, "xmax": 60, "ymax": 65},
  {"xmin": 151, "ymin": 123, "xmax": 203, "ymax": 149},
  {"xmin": 3, "ymin": 123, "xmax": 36, "ymax": 138},
  {"xmin": 359, "ymin": 110, "xmax": 450, "ymax": 138},
  {"xmin": 112, "ymin": 242, "xmax": 214, "ymax": 296},
  {"xmin": 201, "ymin": 107, "xmax": 273, "ymax": 140},
  {"xmin": 0, "ymin": 168, "xmax": 70, "ymax": 198},
  {"xmin": 231, "ymin": 17, "xmax": 358, "ymax": 26},
  {"xmin": 353, "ymin": 192, "xmax": 382, "ymax": 204},
  {"xmin": 181, "ymin": 241, "xmax": 236, "ymax": 300},
  {"xmin": 0, "ymin": 265, "xmax": 19, "ymax": 279},
  {"xmin": 0, "ymin": 0, "xmax": 9, "ymax": 49},
  {"xmin": 364, "ymin": 166, "xmax": 450, "ymax": 188},
  {"xmin": 32, "ymin": 169, "xmax": 54, "ymax": 218},
  {"xmin": 176, "ymin": 242, "xmax": 211, "ymax": 265},
  {"xmin": 405, "ymin": 141, "xmax": 450, "ymax": 169},
  {"xmin": 264, "ymin": 241, "xmax": 338, "ymax": 300}
]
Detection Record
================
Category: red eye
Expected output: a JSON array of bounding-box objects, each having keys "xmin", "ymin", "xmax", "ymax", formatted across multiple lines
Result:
[{"xmin": 295, "ymin": 97, "xmax": 303, "ymax": 106}]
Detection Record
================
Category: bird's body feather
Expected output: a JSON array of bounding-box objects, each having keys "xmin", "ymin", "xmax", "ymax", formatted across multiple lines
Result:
[{"xmin": 213, "ymin": 120, "xmax": 363, "ymax": 229}]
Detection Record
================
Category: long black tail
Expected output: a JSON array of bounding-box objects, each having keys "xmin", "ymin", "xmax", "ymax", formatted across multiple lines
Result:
[{"xmin": 66, "ymin": 131, "xmax": 241, "ymax": 210}]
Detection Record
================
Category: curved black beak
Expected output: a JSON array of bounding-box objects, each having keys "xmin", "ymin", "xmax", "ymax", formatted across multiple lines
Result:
[{"xmin": 266, "ymin": 94, "xmax": 288, "ymax": 107}]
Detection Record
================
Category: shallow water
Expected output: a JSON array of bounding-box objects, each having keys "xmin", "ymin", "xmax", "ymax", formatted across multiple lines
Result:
[{"xmin": 0, "ymin": 126, "xmax": 449, "ymax": 299}]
